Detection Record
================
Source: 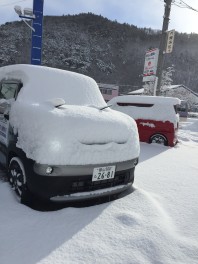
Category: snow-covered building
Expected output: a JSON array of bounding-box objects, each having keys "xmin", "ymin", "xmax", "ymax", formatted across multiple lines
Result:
[
  {"xmin": 98, "ymin": 83, "xmax": 119, "ymax": 102},
  {"xmin": 162, "ymin": 85, "xmax": 198, "ymax": 111},
  {"xmin": 128, "ymin": 88, "xmax": 144, "ymax": 95}
]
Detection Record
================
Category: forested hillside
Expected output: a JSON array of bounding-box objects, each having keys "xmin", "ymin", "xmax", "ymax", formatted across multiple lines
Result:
[{"xmin": 0, "ymin": 13, "xmax": 198, "ymax": 93}]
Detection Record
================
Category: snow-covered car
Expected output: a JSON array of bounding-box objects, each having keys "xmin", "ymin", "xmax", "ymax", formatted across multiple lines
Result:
[
  {"xmin": 109, "ymin": 95, "xmax": 181, "ymax": 147},
  {"xmin": 0, "ymin": 64, "xmax": 140, "ymax": 203}
]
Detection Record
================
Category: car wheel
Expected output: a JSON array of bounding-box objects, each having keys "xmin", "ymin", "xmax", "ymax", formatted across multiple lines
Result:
[
  {"xmin": 150, "ymin": 134, "xmax": 168, "ymax": 146},
  {"xmin": 8, "ymin": 157, "xmax": 29, "ymax": 203}
]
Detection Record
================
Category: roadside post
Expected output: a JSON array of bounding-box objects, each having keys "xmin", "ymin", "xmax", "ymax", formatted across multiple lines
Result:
[{"xmin": 153, "ymin": 77, "xmax": 158, "ymax": 96}]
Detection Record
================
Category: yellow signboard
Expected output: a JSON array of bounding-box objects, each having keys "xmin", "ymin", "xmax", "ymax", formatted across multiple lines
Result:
[{"xmin": 166, "ymin": 30, "xmax": 175, "ymax": 53}]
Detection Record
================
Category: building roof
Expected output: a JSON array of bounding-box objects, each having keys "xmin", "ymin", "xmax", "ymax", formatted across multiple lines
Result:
[
  {"xmin": 128, "ymin": 88, "xmax": 144, "ymax": 95},
  {"xmin": 98, "ymin": 83, "xmax": 119, "ymax": 90},
  {"xmin": 128, "ymin": 85, "xmax": 198, "ymax": 97},
  {"xmin": 164, "ymin": 85, "xmax": 198, "ymax": 97}
]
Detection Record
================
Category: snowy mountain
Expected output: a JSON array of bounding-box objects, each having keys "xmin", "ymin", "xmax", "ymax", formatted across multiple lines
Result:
[{"xmin": 0, "ymin": 13, "xmax": 198, "ymax": 94}]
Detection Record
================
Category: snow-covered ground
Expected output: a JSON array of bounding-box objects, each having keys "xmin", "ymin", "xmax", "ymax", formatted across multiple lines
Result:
[{"xmin": 0, "ymin": 118, "xmax": 198, "ymax": 264}]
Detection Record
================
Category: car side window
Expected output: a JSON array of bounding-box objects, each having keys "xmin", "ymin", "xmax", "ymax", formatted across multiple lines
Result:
[
  {"xmin": 0, "ymin": 83, "xmax": 19, "ymax": 100},
  {"xmin": 117, "ymin": 102, "xmax": 154, "ymax": 107}
]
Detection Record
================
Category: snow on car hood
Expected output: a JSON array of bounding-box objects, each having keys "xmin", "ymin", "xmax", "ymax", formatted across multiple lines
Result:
[{"xmin": 10, "ymin": 102, "xmax": 140, "ymax": 165}]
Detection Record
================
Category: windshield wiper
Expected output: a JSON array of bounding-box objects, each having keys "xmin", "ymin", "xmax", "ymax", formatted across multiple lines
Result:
[{"xmin": 99, "ymin": 104, "xmax": 112, "ymax": 110}]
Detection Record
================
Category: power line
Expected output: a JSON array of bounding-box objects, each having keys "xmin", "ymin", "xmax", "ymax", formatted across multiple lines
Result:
[
  {"xmin": 172, "ymin": 0, "xmax": 198, "ymax": 12},
  {"xmin": 161, "ymin": 0, "xmax": 198, "ymax": 12},
  {"xmin": 181, "ymin": 0, "xmax": 198, "ymax": 11}
]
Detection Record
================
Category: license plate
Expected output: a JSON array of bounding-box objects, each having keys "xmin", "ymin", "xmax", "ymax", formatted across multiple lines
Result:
[{"xmin": 92, "ymin": 166, "xmax": 116, "ymax": 182}]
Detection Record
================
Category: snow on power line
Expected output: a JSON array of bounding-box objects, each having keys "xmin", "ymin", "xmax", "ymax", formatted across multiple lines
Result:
[{"xmin": 172, "ymin": 0, "xmax": 198, "ymax": 12}]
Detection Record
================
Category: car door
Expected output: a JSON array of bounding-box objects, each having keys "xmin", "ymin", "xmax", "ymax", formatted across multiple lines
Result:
[{"xmin": 0, "ymin": 81, "xmax": 21, "ymax": 165}]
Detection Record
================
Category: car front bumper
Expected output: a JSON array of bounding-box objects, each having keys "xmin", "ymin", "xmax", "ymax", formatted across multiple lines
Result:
[
  {"xmin": 25, "ymin": 158, "xmax": 138, "ymax": 201},
  {"xmin": 50, "ymin": 183, "xmax": 132, "ymax": 202}
]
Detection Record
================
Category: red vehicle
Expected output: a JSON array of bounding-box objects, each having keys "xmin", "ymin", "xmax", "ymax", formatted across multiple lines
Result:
[{"xmin": 109, "ymin": 95, "xmax": 181, "ymax": 147}]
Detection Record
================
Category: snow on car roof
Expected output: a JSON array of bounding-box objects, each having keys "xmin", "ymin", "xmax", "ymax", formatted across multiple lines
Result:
[
  {"xmin": 109, "ymin": 95, "xmax": 181, "ymax": 105},
  {"xmin": 0, "ymin": 64, "xmax": 105, "ymax": 107},
  {"xmin": 109, "ymin": 95, "xmax": 180, "ymax": 126}
]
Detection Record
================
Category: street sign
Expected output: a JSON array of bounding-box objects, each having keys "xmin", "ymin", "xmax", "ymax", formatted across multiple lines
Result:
[
  {"xmin": 143, "ymin": 48, "xmax": 159, "ymax": 82},
  {"xmin": 166, "ymin": 29, "xmax": 175, "ymax": 53}
]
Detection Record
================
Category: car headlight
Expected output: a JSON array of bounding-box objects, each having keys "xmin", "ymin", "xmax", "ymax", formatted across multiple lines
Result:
[{"xmin": 46, "ymin": 166, "xmax": 53, "ymax": 174}]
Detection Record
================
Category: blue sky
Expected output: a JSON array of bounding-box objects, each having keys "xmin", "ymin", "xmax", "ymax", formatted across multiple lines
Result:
[{"xmin": 0, "ymin": 0, "xmax": 198, "ymax": 33}]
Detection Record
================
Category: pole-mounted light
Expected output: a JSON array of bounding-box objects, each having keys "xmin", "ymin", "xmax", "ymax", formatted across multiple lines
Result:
[
  {"xmin": 24, "ymin": 7, "xmax": 35, "ymax": 17},
  {"xmin": 14, "ymin": 5, "xmax": 35, "ymax": 31},
  {"xmin": 14, "ymin": 0, "xmax": 44, "ymax": 65},
  {"xmin": 14, "ymin": 5, "xmax": 22, "ymax": 16}
]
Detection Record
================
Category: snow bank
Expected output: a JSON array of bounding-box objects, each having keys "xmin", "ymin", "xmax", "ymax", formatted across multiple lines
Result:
[
  {"xmin": 0, "ymin": 118, "xmax": 198, "ymax": 264},
  {"xmin": 109, "ymin": 95, "xmax": 180, "ymax": 126},
  {"xmin": 178, "ymin": 118, "xmax": 198, "ymax": 145}
]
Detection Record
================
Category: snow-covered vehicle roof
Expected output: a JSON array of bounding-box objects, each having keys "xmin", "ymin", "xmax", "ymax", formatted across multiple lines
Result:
[
  {"xmin": 109, "ymin": 95, "xmax": 181, "ymax": 105},
  {"xmin": 0, "ymin": 64, "xmax": 105, "ymax": 107},
  {"xmin": 0, "ymin": 65, "xmax": 140, "ymax": 166},
  {"xmin": 109, "ymin": 95, "xmax": 180, "ymax": 126}
]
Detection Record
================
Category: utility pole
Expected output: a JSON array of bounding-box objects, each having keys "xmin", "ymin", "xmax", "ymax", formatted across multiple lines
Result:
[{"xmin": 156, "ymin": 0, "xmax": 172, "ymax": 95}]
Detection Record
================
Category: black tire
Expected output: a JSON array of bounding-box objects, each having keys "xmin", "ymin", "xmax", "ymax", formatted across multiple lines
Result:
[
  {"xmin": 8, "ymin": 157, "xmax": 30, "ymax": 203},
  {"xmin": 150, "ymin": 134, "xmax": 168, "ymax": 146}
]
